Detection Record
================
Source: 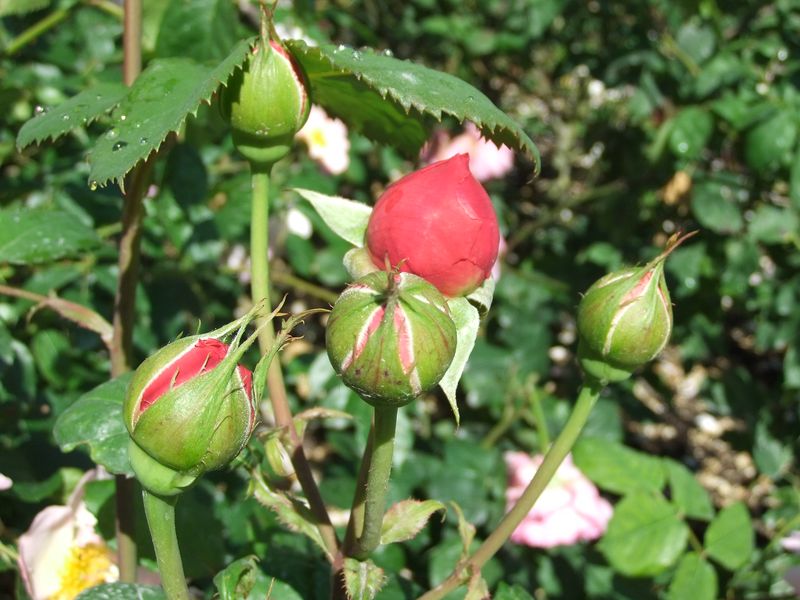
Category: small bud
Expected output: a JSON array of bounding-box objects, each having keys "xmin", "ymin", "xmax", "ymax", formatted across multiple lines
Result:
[
  {"xmin": 577, "ymin": 232, "xmax": 695, "ymax": 383},
  {"xmin": 222, "ymin": 39, "xmax": 311, "ymax": 166},
  {"xmin": 124, "ymin": 318, "xmax": 259, "ymax": 494},
  {"xmin": 326, "ymin": 271, "xmax": 457, "ymax": 407},
  {"xmin": 365, "ymin": 154, "xmax": 500, "ymax": 297}
]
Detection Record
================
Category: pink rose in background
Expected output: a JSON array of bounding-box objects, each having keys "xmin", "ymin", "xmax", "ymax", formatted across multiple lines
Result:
[
  {"xmin": 422, "ymin": 122, "xmax": 514, "ymax": 182},
  {"xmin": 504, "ymin": 451, "xmax": 613, "ymax": 548},
  {"xmin": 297, "ymin": 105, "xmax": 351, "ymax": 175}
]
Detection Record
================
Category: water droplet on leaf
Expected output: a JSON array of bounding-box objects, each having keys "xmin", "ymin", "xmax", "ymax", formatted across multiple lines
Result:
[
  {"xmin": 120, "ymin": 114, "xmax": 127, "ymax": 121},
  {"xmin": 34, "ymin": 105, "xmax": 46, "ymax": 115},
  {"xmin": 106, "ymin": 129, "xmax": 118, "ymax": 140},
  {"xmin": 89, "ymin": 181, "xmax": 98, "ymax": 191},
  {"xmin": 62, "ymin": 114, "xmax": 70, "ymax": 121},
  {"xmin": 112, "ymin": 141, "xmax": 128, "ymax": 151},
  {"xmin": 139, "ymin": 137, "xmax": 148, "ymax": 145}
]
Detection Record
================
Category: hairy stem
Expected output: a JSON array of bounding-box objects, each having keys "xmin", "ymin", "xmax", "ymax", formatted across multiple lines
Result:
[
  {"xmin": 250, "ymin": 165, "xmax": 339, "ymax": 557},
  {"xmin": 142, "ymin": 491, "xmax": 190, "ymax": 600},
  {"xmin": 349, "ymin": 406, "xmax": 398, "ymax": 560},
  {"xmin": 419, "ymin": 379, "xmax": 603, "ymax": 600}
]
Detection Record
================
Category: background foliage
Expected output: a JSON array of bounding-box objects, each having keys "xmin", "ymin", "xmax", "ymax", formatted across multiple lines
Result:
[{"xmin": 1, "ymin": 0, "xmax": 799, "ymax": 598}]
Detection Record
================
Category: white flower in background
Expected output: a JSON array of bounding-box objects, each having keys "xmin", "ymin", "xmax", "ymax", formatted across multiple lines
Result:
[
  {"xmin": 287, "ymin": 207, "xmax": 313, "ymax": 239},
  {"xmin": 297, "ymin": 105, "xmax": 351, "ymax": 175},
  {"xmin": 18, "ymin": 470, "xmax": 118, "ymax": 600}
]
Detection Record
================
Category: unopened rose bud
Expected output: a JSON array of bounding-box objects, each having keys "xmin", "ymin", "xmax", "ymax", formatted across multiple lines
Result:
[
  {"xmin": 222, "ymin": 39, "xmax": 311, "ymax": 167},
  {"xmin": 326, "ymin": 271, "xmax": 457, "ymax": 407},
  {"xmin": 365, "ymin": 154, "xmax": 500, "ymax": 297},
  {"xmin": 124, "ymin": 321, "xmax": 258, "ymax": 495},
  {"xmin": 576, "ymin": 232, "xmax": 695, "ymax": 383}
]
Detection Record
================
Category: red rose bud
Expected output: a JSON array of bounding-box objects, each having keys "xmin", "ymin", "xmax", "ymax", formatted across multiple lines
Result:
[
  {"xmin": 326, "ymin": 271, "xmax": 457, "ymax": 407},
  {"xmin": 577, "ymin": 232, "xmax": 695, "ymax": 383},
  {"xmin": 124, "ymin": 316, "xmax": 261, "ymax": 495},
  {"xmin": 222, "ymin": 39, "xmax": 311, "ymax": 167},
  {"xmin": 365, "ymin": 154, "xmax": 500, "ymax": 297}
]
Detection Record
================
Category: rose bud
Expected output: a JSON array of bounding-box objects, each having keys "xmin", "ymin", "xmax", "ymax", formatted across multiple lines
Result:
[
  {"xmin": 365, "ymin": 153, "xmax": 500, "ymax": 297},
  {"xmin": 326, "ymin": 271, "xmax": 457, "ymax": 407},
  {"xmin": 222, "ymin": 38, "xmax": 311, "ymax": 167},
  {"xmin": 124, "ymin": 318, "xmax": 259, "ymax": 495},
  {"xmin": 576, "ymin": 232, "xmax": 695, "ymax": 383}
]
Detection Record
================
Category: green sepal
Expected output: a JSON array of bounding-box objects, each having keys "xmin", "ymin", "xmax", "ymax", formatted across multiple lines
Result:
[{"xmin": 128, "ymin": 439, "xmax": 198, "ymax": 496}]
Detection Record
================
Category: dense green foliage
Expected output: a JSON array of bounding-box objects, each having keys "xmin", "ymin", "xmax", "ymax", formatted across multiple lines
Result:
[{"xmin": 1, "ymin": 0, "xmax": 799, "ymax": 598}]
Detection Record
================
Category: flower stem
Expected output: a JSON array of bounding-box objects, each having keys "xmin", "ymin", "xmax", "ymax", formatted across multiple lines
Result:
[
  {"xmin": 349, "ymin": 405, "xmax": 398, "ymax": 560},
  {"xmin": 249, "ymin": 165, "xmax": 339, "ymax": 557},
  {"xmin": 141, "ymin": 491, "xmax": 190, "ymax": 600},
  {"xmin": 419, "ymin": 378, "xmax": 603, "ymax": 600},
  {"xmin": 3, "ymin": 7, "xmax": 71, "ymax": 57},
  {"xmin": 529, "ymin": 381, "xmax": 550, "ymax": 451}
]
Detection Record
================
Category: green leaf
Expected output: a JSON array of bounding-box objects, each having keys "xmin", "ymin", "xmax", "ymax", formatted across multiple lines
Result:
[
  {"xmin": 494, "ymin": 583, "xmax": 535, "ymax": 600},
  {"xmin": 599, "ymin": 491, "xmax": 689, "ymax": 576},
  {"xmin": 790, "ymin": 151, "xmax": 800, "ymax": 210},
  {"xmin": 17, "ymin": 83, "xmax": 128, "ymax": 149},
  {"xmin": 745, "ymin": 110, "xmax": 798, "ymax": 173},
  {"xmin": 573, "ymin": 437, "xmax": 666, "ymax": 495},
  {"xmin": 380, "ymin": 499, "xmax": 446, "ymax": 545},
  {"xmin": 466, "ymin": 276, "xmax": 495, "ymax": 316},
  {"xmin": 53, "ymin": 374, "xmax": 133, "ymax": 476},
  {"xmin": 667, "ymin": 553, "xmax": 717, "ymax": 600},
  {"xmin": 676, "ymin": 23, "xmax": 715, "ymax": 64},
  {"xmin": 342, "ymin": 558, "xmax": 386, "ymax": 600},
  {"xmin": 250, "ymin": 470, "xmax": 330, "ymax": 559},
  {"xmin": 669, "ymin": 107, "xmax": 713, "ymax": 160},
  {"xmin": 666, "ymin": 461, "xmax": 714, "ymax": 520},
  {"xmin": 748, "ymin": 205, "xmax": 799, "ymax": 245},
  {"xmin": 88, "ymin": 39, "xmax": 252, "ymax": 187},
  {"xmin": 295, "ymin": 188, "xmax": 372, "ymax": 246},
  {"xmin": 214, "ymin": 556, "xmax": 259, "ymax": 600},
  {"xmin": 0, "ymin": 0, "xmax": 50, "ymax": 17},
  {"xmin": 439, "ymin": 297, "xmax": 481, "ymax": 425},
  {"xmin": 691, "ymin": 182, "xmax": 743, "ymax": 234},
  {"xmin": 75, "ymin": 583, "xmax": 166, "ymax": 600},
  {"xmin": 704, "ymin": 501, "xmax": 754, "ymax": 570},
  {"xmin": 154, "ymin": 0, "xmax": 239, "ymax": 62},
  {"xmin": 288, "ymin": 42, "xmax": 539, "ymax": 170},
  {"xmin": 0, "ymin": 207, "xmax": 101, "ymax": 265},
  {"xmin": 753, "ymin": 420, "xmax": 793, "ymax": 478}
]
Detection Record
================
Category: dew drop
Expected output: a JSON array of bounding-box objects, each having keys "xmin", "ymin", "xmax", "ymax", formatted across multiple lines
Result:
[
  {"xmin": 383, "ymin": 49, "xmax": 394, "ymax": 57},
  {"xmin": 89, "ymin": 181, "xmax": 98, "ymax": 191},
  {"xmin": 352, "ymin": 50, "xmax": 362, "ymax": 60},
  {"xmin": 112, "ymin": 141, "xmax": 128, "ymax": 151},
  {"xmin": 105, "ymin": 129, "xmax": 118, "ymax": 140},
  {"xmin": 96, "ymin": 94, "xmax": 103, "ymax": 100},
  {"xmin": 139, "ymin": 137, "xmax": 148, "ymax": 145},
  {"xmin": 466, "ymin": 95, "xmax": 475, "ymax": 102},
  {"xmin": 34, "ymin": 105, "xmax": 46, "ymax": 115},
  {"xmin": 62, "ymin": 114, "xmax": 70, "ymax": 121},
  {"xmin": 677, "ymin": 141, "xmax": 688, "ymax": 154},
  {"xmin": 120, "ymin": 114, "xmax": 127, "ymax": 121}
]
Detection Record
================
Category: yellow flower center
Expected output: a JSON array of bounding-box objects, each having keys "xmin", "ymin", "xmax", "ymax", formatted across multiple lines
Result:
[
  {"xmin": 309, "ymin": 128, "xmax": 327, "ymax": 148},
  {"xmin": 51, "ymin": 543, "xmax": 116, "ymax": 600}
]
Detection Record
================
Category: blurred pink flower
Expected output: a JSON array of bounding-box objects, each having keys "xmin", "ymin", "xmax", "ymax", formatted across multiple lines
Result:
[
  {"xmin": 0, "ymin": 472, "xmax": 12, "ymax": 491},
  {"xmin": 18, "ymin": 470, "xmax": 118, "ymax": 600},
  {"xmin": 422, "ymin": 122, "xmax": 514, "ymax": 182},
  {"xmin": 297, "ymin": 105, "xmax": 350, "ymax": 175},
  {"xmin": 782, "ymin": 532, "xmax": 800, "ymax": 596},
  {"xmin": 504, "ymin": 451, "xmax": 613, "ymax": 548}
]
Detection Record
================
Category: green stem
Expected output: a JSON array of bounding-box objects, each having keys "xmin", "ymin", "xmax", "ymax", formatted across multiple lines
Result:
[
  {"xmin": 249, "ymin": 165, "xmax": 339, "ymax": 558},
  {"xmin": 3, "ymin": 7, "xmax": 70, "ymax": 56},
  {"xmin": 419, "ymin": 379, "xmax": 603, "ymax": 600},
  {"xmin": 141, "ymin": 491, "xmax": 190, "ymax": 600},
  {"xmin": 350, "ymin": 406, "xmax": 398, "ymax": 560}
]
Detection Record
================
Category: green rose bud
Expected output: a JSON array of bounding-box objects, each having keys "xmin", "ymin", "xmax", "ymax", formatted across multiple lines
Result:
[
  {"xmin": 326, "ymin": 271, "xmax": 457, "ymax": 407},
  {"xmin": 577, "ymin": 232, "xmax": 695, "ymax": 383},
  {"xmin": 124, "ymin": 315, "xmax": 260, "ymax": 495},
  {"xmin": 222, "ymin": 38, "xmax": 311, "ymax": 167}
]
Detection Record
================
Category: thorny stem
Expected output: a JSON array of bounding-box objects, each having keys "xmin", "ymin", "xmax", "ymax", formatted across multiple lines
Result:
[
  {"xmin": 110, "ymin": 0, "xmax": 146, "ymax": 582},
  {"xmin": 250, "ymin": 165, "xmax": 339, "ymax": 558},
  {"xmin": 419, "ymin": 379, "xmax": 603, "ymax": 600}
]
